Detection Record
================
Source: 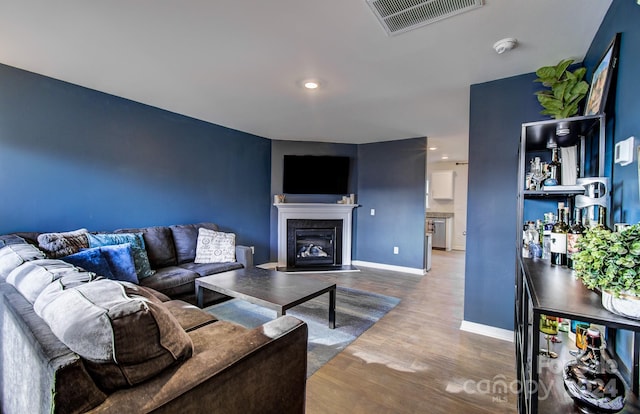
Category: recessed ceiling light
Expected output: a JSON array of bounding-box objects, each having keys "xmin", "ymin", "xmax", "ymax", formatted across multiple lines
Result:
[
  {"xmin": 299, "ymin": 79, "xmax": 323, "ymax": 90},
  {"xmin": 429, "ymin": 147, "xmax": 438, "ymax": 151},
  {"xmin": 441, "ymin": 156, "xmax": 449, "ymax": 160}
]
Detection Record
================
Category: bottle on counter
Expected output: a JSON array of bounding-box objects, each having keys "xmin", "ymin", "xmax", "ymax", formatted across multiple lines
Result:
[
  {"xmin": 596, "ymin": 206, "xmax": 608, "ymax": 230},
  {"xmin": 550, "ymin": 203, "xmax": 568, "ymax": 266},
  {"xmin": 544, "ymin": 148, "xmax": 562, "ymax": 186},
  {"xmin": 524, "ymin": 221, "xmax": 541, "ymax": 258},
  {"xmin": 567, "ymin": 208, "xmax": 585, "ymax": 269},
  {"xmin": 542, "ymin": 212, "xmax": 555, "ymax": 260}
]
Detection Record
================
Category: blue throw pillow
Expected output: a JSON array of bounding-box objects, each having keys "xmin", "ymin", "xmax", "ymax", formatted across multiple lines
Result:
[
  {"xmin": 88, "ymin": 233, "xmax": 155, "ymax": 279},
  {"xmin": 62, "ymin": 248, "xmax": 115, "ymax": 279},
  {"xmin": 99, "ymin": 244, "xmax": 139, "ymax": 284}
]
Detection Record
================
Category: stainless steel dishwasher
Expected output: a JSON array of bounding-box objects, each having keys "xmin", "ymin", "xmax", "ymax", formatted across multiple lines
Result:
[{"xmin": 431, "ymin": 219, "xmax": 446, "ymax": 250}]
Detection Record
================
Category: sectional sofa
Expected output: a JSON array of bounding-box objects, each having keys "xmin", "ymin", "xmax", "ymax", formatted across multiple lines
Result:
[{"xmin": 0, "ymin": 223, "xmax": 308, "ymax": 414}]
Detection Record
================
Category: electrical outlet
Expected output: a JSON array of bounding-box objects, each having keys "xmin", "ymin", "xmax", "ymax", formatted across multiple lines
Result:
[
  {"xmin": 371, "ymin": 209, "xmax": 376, "ymax": 216},
  {"xmin": 250, "ymin": 246, "xmax": 255, "ymax": 254},
  {"xmin": 393, "ymin": 246, "xmax": 399, "ymax": 254}
]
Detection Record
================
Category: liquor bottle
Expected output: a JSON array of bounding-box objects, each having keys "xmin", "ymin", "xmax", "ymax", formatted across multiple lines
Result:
[
  {"xmin": 596, "ymin": 206, "xmax": 608, "ymax": 229},
  {"xmin": 550, "ymin": 204, "xmax": 568, "ymax": 266},
  {"xmin": 567, "ymin": 208, "xmax": 585, "ymax": 269},
  {"xmin": 544, "ymin": 148, "xmax": 562, "ymax": 186},
  {"xmin": 536, "ymin": 219, "xmax": 544, "ymax": 246},
  {"xmin": 524, "ymin": 221, "xmax": 541, "ymax": 258}
]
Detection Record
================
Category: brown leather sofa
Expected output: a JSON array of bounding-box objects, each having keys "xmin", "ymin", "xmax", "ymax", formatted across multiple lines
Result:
[{"xmin": 0, "ymin": 226, "xmax": 308, "ymax": 414}]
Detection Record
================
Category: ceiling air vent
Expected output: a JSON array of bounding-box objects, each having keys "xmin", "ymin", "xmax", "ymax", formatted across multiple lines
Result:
[{"xmin": 366, "ymin": 0, "xmax": 484, "ymax": 36}]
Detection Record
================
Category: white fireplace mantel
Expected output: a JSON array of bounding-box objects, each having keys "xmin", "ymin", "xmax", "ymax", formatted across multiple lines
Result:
[{"xmin": 275, "ymin": 203, "xmax": 357, "ymax": 267}]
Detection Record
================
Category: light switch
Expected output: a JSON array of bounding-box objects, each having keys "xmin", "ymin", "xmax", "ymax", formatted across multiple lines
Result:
[
  {"xmin": 614, "ymin": 136, "xmax": 635, "ymax": 166},
  {"xmin": 370, "ymin": 209, "xmax": 375, "ymax": 216}
]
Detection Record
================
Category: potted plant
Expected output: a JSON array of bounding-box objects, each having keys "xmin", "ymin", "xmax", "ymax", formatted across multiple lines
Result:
[
  {"xmin": 573, "ymin": 223, "xmax": 640, "ymax": 319},
  {"xmin": 534, "ymin": 58, "xmax": 590, "ymax": 119}
]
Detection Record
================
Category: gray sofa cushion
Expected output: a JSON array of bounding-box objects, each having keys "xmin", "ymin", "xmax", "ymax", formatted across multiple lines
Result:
[
  {"xmin": 33, "ymin": 279, "xmax": 193, "ymax": 392},
  {"xmin": 6, "ymin": 259, "xmax": 84, "ymax": 303},
  {"xmin": 0, "ymin": 244, "xmax": 46, "ymax": 279},
  {"xmin": 115, "ymin": 226, "xmax": 177, "ymax": 269},
  {"xmin": 170, "ymin": 223, "xmax": 219, "ymax": 264},
  {"xmin": 179, "ymin": 261, "xmax": 243, "ymax": 277},
  {"xmin": 139, "ymin": 266, "xmax": 200, "ymax": 297},
  {"xmin": 0, "ymin": 234, "xmax": 28, "ymax": 247}
]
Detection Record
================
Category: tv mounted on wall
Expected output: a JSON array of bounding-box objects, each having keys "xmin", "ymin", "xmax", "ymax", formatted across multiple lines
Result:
[{"xmin": 283, "ymin": 155, "xmax": 350, "ymax": 195}]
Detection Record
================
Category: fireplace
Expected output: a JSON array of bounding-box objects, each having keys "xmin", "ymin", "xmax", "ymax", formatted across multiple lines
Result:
[
  {"xmin": 275, "ymin": 203, "xmax": 357, "ymax": 271},
  {"xmin": 287, "ymin": 219, "xmax": 343, "ymax": 269}
]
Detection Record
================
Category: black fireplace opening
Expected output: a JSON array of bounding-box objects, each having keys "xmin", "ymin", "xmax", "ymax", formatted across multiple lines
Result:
[{"xmin": 287, "ymin": 219, "xmax": 343, "ymax": 269}]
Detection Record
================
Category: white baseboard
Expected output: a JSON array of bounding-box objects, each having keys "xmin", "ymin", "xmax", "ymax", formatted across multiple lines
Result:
[
  {"xmin": 260, "ymin": 261, "xmax": 425, "ymax": 275},
  {"xmin": 460, "ymin": 320, "xmax": 514, "ymax": 342},
  {"xmin": 351, "ymin": 260, "xmax": 426, "ymax": 275}
]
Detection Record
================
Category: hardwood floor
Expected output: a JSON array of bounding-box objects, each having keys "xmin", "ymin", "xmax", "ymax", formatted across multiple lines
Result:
[{"xmin": 303, "ymin": 250, "xmax": 517, "ymax": 414}]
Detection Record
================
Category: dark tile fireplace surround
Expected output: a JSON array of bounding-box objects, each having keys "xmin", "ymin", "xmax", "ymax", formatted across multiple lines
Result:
[{"xmin": 284, "ymin": 219, "xmax": 343, "ymax": 270}]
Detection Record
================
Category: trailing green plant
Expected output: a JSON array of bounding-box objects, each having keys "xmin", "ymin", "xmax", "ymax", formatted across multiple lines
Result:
[
  {"xmin": 534, "ymin": 58, "xmax": 590, "ymax": 119},
  {"xmin": 573, "ymin": 224, "xmax": 640, "ymax": 296}
]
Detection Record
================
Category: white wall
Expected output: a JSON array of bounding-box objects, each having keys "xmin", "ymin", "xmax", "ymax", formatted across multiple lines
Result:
[{"xmin": 427, "ymin": 161, "xmax": 468, "ymax": 251}]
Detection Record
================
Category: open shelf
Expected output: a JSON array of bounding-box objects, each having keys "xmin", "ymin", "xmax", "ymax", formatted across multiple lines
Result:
[
  {"xmin": 537, "ymin": 330, "xmax": 640, "ymax": 414},
  {"xmin": 518, "ymin": 257, "xmax": 640, "ymax": 413},
  {"xmin": 522, "ymin": 115, "xmax": 603, "ymax": 152}
]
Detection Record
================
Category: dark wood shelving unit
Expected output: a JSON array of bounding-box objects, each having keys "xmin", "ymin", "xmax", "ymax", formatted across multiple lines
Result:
[{"xmin": 514, "ymin": 114, "xmax": 640, "ymax": 413}]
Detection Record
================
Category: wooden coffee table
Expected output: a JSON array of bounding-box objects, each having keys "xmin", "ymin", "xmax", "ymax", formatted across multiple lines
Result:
[{"xmin": 195, "ymin": 267, "xmax": 336, "ymax": 328}]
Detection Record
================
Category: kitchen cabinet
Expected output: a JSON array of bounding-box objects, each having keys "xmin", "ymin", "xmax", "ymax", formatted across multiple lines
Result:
[{"xmin": 431, "ymin": 170, "xmax": 454, "ymax": 200}]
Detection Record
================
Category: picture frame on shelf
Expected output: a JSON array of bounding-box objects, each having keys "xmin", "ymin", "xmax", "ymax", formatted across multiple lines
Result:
[{"xmin": 584, "ymin": 33, "xmax": 621, "ymax": 116}]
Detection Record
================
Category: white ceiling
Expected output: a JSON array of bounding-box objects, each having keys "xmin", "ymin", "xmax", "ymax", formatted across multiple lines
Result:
[{"xmin": 0, "ymin": 0, "xmax": 612, "ymax": 163}]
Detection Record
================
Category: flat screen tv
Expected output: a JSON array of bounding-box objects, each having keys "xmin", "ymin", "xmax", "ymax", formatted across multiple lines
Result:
[{"xmin": 283, "ymin": 155, "xmax": 350, "ymax": 195}]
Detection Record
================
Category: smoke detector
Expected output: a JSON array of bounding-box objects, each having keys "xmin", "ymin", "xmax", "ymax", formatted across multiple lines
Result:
[
  {"xmin": 493, "ymin": 38, "xmax": 518, "ymax": 54},
  {"xmin": 366, "ymin": 0, "xmax": 484, "ymax": 36}
]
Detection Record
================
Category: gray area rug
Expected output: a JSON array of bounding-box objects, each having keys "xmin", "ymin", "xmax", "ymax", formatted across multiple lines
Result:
[{"xmin": 204, "ymin": 286, "xmax": 400, "ymax": 377}]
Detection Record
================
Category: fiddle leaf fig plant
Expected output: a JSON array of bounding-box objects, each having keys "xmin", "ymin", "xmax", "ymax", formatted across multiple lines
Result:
[
  {"xmin": 573, "ymin": 224, "xmax": 640, "ymax": 296},
  {"xmin": 534, "ymin": 58, "xmax": 590, "ymax": 119}
]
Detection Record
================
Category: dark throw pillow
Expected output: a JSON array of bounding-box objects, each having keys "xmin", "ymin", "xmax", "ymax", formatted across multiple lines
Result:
[
  {"xmin": 99, "ymin": 244, "xmax": 139, "ymax": 284},
  {"xmin": 62, "ymin": 249, "xmax": 115, "ymax": 280},
  {"xmin": 88, "ymin": 233, "xmax": 155, "ymax": 279}
]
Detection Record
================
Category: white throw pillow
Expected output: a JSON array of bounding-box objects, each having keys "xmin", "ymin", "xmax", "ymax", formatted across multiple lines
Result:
[{"xmin": 194, "ymin": 228, "xmax": 236, "ymax": 263}]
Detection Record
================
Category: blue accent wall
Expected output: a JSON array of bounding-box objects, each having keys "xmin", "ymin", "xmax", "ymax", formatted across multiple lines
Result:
[
  {"xmin": 355, "ymin": 138, "xmax": 426, "ymax": 269},
  {"xmin": 466, "ymin": 73, "xmax": 545, "ymax": 330},
  {"xmin": 582, "ymin": 0, "xmax": 640, "ymax": 377},
  {"xmin": 269, "ymin": 140, "xmax": 358, "ymax": 261},
  {"xmin": 584, "ymin": 0, "xmax": 640, "ymax": 225},
  {"xmin": 0, "ymin": 63, "xmax": 273, "ymax": 264}
]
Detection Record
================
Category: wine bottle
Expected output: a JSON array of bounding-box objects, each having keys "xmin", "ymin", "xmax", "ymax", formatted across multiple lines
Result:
[
  {"xmin": 550, "ymin": 205, "xmax": 568, "ymax": 266},
  {"xmin": 567, "ymin": 208, "xmax": 585, "ymax": 269},
  {"xmin": 596, "ymin": 206, "xmax": 608, "ymax": 229}
]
